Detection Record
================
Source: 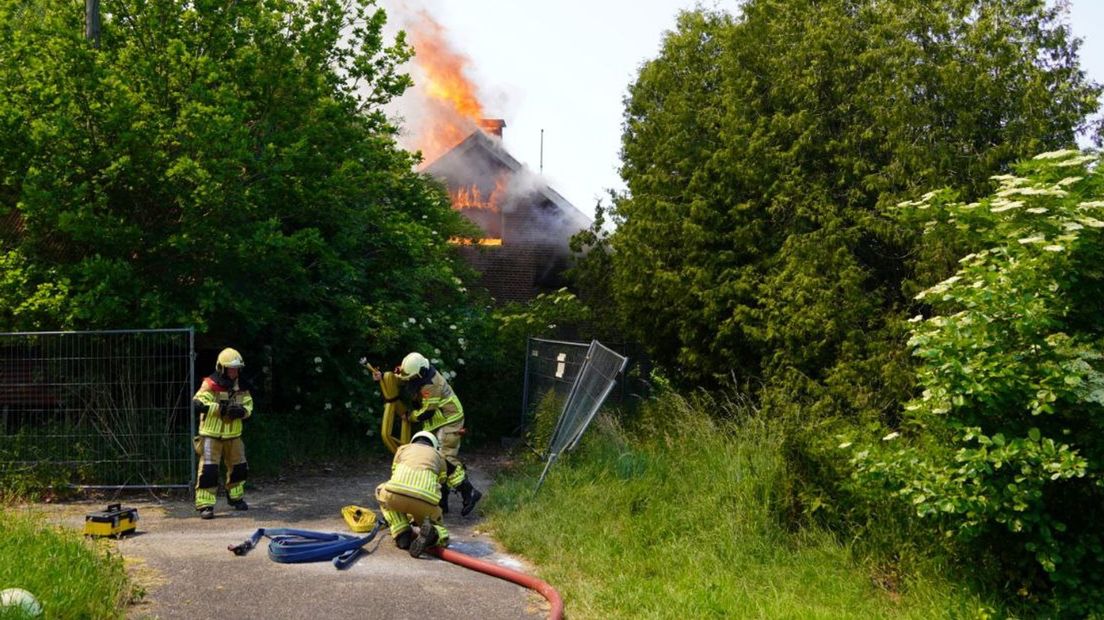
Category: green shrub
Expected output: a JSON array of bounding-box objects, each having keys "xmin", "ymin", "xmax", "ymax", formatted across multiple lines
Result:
[{"xmin": 850, "ymin": 150, "xmax": 1104, "ymax": 614}]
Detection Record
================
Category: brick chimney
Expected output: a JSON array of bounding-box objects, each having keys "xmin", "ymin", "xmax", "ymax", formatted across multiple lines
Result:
[{"xmin": 479, "ymin": 118, "xmax": 506, "ymax": 138}]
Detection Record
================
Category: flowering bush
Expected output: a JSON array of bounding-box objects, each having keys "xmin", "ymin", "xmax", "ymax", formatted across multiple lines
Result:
[{"xmin": 850, "ymin": 151, "xmax": 1104, "ymax": 613}]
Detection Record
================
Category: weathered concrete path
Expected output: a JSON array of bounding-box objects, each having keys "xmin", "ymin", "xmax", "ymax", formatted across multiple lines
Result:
[{"xmin": 34, "ymin": 459, "xmax": 548, "ymax": 619}]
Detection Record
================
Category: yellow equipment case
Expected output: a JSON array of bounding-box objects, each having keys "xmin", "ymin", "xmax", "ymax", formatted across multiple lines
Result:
[{"xmin": 83, "ymin": 503, "xmax": 138, "ymax": 538}]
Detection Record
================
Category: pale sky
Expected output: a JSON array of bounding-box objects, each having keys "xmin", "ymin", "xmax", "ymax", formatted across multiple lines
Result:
[{"xmin": 385, "ymin": 0, "xmax": 1104, "ymax": 220}]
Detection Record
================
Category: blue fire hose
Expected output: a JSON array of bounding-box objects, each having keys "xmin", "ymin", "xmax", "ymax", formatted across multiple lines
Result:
[{"xmin": 228, "ymin": 521, "xmax": 383, "ymax": 569}]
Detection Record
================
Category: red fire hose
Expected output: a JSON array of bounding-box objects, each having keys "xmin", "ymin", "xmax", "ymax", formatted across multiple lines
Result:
[{"xmin": 429, "ymin": 547, "xmax": 564, "ymax": 620}]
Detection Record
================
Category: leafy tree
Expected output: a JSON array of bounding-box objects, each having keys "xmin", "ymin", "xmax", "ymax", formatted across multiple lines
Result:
[
  {"xmin": 612, "ymin": 1, "xmax": 1101, "ymax": 419},
  {"xmin": 851, "ymin": 151, "xmax": 1104, "ymax": 612},
  {"xmin": 0, "ymin": 1, "xmax": 484, "ymax": 425}
]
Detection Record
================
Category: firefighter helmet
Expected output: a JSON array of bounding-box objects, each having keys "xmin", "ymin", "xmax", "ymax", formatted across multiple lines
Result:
[
  {"xmin": 397, "ymin": 352, "xmax": 429, "ymax": 380},
  {"xmin": 216, "ymin": 348, "xmax": 245, "ymax": 373},
  {"xmin": 411, "ymin": 431, "xmax": 439, "ymax": 450}
]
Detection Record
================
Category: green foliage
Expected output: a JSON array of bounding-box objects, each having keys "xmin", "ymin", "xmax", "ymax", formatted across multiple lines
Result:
[
  {"xmin": 611, "ymin": 1, "xmax": 1101, "ymax": 422},
  {"xmin": 455, "ymin": 288, "xmax": 591, "ymax": 439},
  {"xmin": 0, "ymin": 508, "xmax": 138, "ymax": 618},
  {"xmin": 487, "ymin": 392, "xmax": 1001, "ymax": 618},
  {"xmin": 851, "ymin": 151, "xmax": 1104, "ymax": 613},
  {"xmin": 0, "ymin": 1, "xmax": 486, "ymax": 426}
]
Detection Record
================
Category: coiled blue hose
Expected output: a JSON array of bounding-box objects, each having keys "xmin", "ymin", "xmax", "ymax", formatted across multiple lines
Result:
[{"xmin": 229, "ymin": 523, "xmax": 382, "ymax": 569}]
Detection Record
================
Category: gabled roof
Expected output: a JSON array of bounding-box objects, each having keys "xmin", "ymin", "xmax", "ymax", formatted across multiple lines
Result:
[{"xmin": 423, "ymin": 130, "xmax": 593, "ymax": 232}]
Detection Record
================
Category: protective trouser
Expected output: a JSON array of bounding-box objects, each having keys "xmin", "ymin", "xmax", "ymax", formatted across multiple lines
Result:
[
  {"xmin": 436, "ymin": 420, "xmax": 467, "ymax": 489},
  {"xmin": 194, "ymin": 436, "xmax": 248, "ymax": 509},
  {"xmin": 375, "ymin": 484, "xmax": 449, "ymax": 545}
]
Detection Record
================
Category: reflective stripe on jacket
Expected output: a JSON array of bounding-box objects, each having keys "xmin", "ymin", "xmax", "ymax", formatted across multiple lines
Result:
[
  {"xmin": 410, "ymin": 372, "xmax": 463, "ymax": 432},
  {"xmin": 384, "ymin": 443, "xmax": 446, "ymax": 504},
  {"xmin": 194, "ymin": 374, "xmax": 253, "ymax": 439}
]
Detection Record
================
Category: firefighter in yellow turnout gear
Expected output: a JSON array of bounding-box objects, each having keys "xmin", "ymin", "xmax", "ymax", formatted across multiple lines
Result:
[
  {"xmin": 376, "ymin": 431, "xmax": 450, "ymax": 557},
  {"xmin": 384, "ymin": 352, "xmax": 482, "ymax": 516},
  {"xmin": 192, "ymin": 348, "xmax": 253, "ymax": 519}
]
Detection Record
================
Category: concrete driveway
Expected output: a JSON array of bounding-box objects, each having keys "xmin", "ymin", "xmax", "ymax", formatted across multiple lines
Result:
[{"xmin": 34, "ymin": 458, "xmax": 550, "ymax": 619}]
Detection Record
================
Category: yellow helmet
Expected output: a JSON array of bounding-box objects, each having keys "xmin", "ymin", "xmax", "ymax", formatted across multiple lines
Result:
[
  {"xmin": 397, "ymin": 352, "xmax": 429, "ymax": 380},
  {"xmin": 216, "ymin": 348, "xmax": 245, "ymax": 373},
  {"xmin": 411, "ymin": 431, "xmax": 439, "ymax": 450}
]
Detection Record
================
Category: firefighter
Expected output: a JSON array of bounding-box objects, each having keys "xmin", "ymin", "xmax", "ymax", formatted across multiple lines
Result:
[
  {"xmin": 375, "ymin": 430, "xmax": 450, "ymax": 557},
  {"xmin": 374, "ymin": 352, "xmax": 482, "ymax": 516},
  {"xmin": 191, "ymin": 347, "xmax": 253, "ymax": 519}
]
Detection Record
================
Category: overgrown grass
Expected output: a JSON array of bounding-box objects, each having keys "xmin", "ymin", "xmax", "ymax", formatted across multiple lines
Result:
[
  {"xmin": 0, "ymin": 507, "xmax": 138, "ymax": 619},
  {"xmin": 486, "ymin": 391, "xmax": 1001, "ymax": 618}
]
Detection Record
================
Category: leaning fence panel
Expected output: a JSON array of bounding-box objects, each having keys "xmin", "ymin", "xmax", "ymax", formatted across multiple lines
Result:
[
  {"xmin": 520, "ymin": 337, "xmax": 590, "ymax": 429},
  {"xmin": 536, "ymin": 340, "xmax": 628, "ymax": 491},
  {"xmin": 0, "ymin": 329, "xmax": 195, "ymax": 489}
]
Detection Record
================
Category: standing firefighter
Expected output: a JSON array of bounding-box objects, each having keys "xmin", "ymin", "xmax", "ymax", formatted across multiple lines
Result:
[
  {"xmin": 375, "ymin": 431, "xmax": 450, "ymax": 557},
  {"xmin": 375, "ymin": 352, "xmax": 482, "ymax": 515},
  {"xmin": 192, "ymin": 347, "xmax": 253, "ymax": 519}
]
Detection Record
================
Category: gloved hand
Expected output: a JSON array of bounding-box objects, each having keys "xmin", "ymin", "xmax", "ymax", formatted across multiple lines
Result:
[
  {"xmin": 225, "ymin": 403, "xmax": 247, "ymax": 420},
  {"xmin": 193, "ymin": 399, "xmax": 208, "ymax": 416}
]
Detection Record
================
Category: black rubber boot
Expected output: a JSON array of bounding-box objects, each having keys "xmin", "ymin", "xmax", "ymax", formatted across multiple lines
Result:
[
  {"xmin": 394, "ymin": 529, "xmax": 413, "ymax": 550},
  {"xmin": 459, "ymin": 479, "xmax": 482, "ymax": 517},
  {"xmin": 229, "ymin": 499, "xmax": 248, "ymax": 511},
  {"xmin": 439, "ymin": 483, "xmax": 450, "ymax": 514},
  {"xmin": 409, "ymin": 517, "xmax": 439, "ymax": 558},
  {"xmin": 198, "ymin": 506, "xmax": 214, "ymax": 520}
]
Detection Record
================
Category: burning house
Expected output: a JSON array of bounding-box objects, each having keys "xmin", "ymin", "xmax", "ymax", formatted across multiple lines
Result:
[
  {"xmin": 394, "ymin": 10, "xmax": 591, "ymax": 303},
  {"xmin": 425, "ymin": 121, "xmax": 591, "ymax": 304}
]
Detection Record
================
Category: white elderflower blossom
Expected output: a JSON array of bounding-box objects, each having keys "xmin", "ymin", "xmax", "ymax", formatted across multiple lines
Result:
[
  {"xmin": 1053, "ymin": 155, "xmax": 1095, "ymax": 167},
  {"xmin": 324, "ymin": 402, "xmax": 332, "ymax": 410},
  {"xmin": 990, "ymin": 199, "xmax": 1024, "ymax": 213},
  {"xmin": 1026, "ymin": 207, "xmax": 1048, "ymax": 214},
  {"xmin": 1033, "ymin": 149, "xmax": 1081, "ymax": 160},
  {"xmin": 1044, "ymin": 245, "xmax": 1065, "ymax": 252},
  {"xmin": 1056, "ymin": 176, "xmax": 1083, "ymax": 187},
  {"xmin": 882, "ymin": 432, "xmax": 900, "ymax": 441},
  {"xmin": 1018, "ymin": 235, "xmax": 1045, "ymax": 245},
  {"xmin": 313, "ymin": 356, "xmax": 322, "ymax": 363}
]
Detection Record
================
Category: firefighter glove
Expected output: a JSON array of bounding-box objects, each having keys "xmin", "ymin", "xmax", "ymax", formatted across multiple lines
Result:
[
  {"xmin": 192, "ymin": 399, "xmax": 208, "ymax": 416},
  {"xmin": 226, "ymin": 403, "xmax": 247, "ymax": 420}
]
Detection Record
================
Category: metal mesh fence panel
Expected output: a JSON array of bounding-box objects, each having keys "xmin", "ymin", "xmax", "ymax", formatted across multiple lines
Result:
[
  {"xmin": 0, "ymin": 329, "xmax": 195, "ymax": 489},
  {"xmin": 520, "ymin": 337, "xmax": 591, "ymax": 429},
  {"xmin": 536, "ymin": 340, "xmax": 628, "ymax": 491}
]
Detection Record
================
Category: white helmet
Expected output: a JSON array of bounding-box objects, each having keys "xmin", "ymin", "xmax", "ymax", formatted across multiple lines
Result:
[
  {"xmin": 397, "ymin": 352, "xmax": 429, "ymax": 380},
  {"xmin": 411, "ymin": 431, "xmax": 439, "ymax": 450}
]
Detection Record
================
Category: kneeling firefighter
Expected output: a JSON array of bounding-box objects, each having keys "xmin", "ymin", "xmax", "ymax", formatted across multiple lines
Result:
[
  {"xmin": 393, "ymin": 352, "xmax": 481, "ymax": 516},
  {"xmin": 192, "ymin": 348, "xmax": 253, "ymax": 519},
  {"xmin": 376, "ymin": 431, "xmax": 450, "ymax": 557}
]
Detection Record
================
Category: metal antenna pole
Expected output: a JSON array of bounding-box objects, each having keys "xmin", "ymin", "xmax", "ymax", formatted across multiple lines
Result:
[{"xmin": 539, "ymin": 129, "xmax": 544, "ymax": 175}]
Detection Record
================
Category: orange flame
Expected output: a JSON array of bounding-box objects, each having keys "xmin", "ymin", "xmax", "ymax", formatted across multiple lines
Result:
[
  {"xmin": 448, "ymin": 237, "xmax": 503, "ymax": 247},
  {"xmin": 449, "ymin": 174, "xmax": 508, "ymax": 212},
  {"xmin": 408, "ymin": 10, "xmax": 484, "ymax": 163}
]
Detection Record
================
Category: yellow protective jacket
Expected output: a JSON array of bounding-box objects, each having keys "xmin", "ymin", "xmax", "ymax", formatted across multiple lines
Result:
[
  {"xmin": 410, "ymin": 371, "xmax": 464, "ymax": 432},
  {"xmin": 383, "ymin": 442, "xmax": 446, "ymax": 504},
  {"xmin": 194, "ymin": 374, "xmax": 253, "ymax": 439}
]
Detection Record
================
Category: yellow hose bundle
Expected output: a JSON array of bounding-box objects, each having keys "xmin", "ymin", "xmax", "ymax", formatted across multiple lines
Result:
[{"xmin": 368, "ymin": 364, "xmax": 412, "ymax": 454}]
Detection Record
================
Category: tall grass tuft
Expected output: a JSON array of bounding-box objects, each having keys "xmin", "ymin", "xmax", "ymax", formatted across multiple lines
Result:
[
  {"xmin": 0, "ymin": 508, "xmax": 138, "ymax": 618},
  {"xmin": 487, "ymin": 390, "xmax": 999, "ymax": 618}
]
